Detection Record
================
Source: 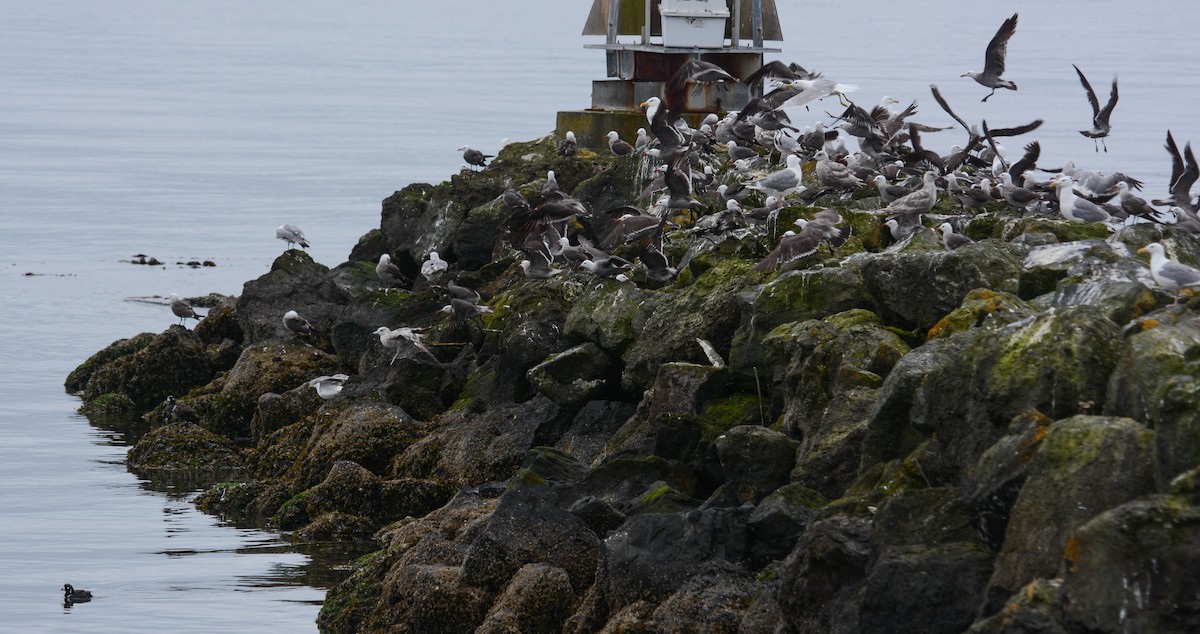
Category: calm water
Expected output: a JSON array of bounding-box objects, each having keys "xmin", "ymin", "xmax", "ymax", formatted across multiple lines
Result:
[{"xmin": 0, "ymin": 1, "xmax": 1195, "ymax": 631}]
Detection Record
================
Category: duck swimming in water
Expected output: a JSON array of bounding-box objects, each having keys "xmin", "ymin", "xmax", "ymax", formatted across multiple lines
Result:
[{"xmin": 63, "ymin": 584, "xmax": 93, "ymax": 602}]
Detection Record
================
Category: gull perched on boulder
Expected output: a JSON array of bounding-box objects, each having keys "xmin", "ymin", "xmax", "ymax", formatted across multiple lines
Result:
[
  {"xmin": 745, "ymin": 154, "xmax": 805, "ymax": 198},
  {"xmin": 376, "ymin": 254, "xmax": 408, "ymax": 288},
  {"xmin": 1138, "ymin": 242, "xmax": 1200, "ymax": 305},
  {"xmin": 421, "ymin": 251, "xmax": 448, "ymax": 282},
  {"xmin": 373, "ymin": 326, "xmax": 437, "ymax": 364},
  {"xmin": 283, "ymin": 310, "xmax": 313, "ymax": 335},
  {"xmin": 275, "ymin": 224, "xmax": 309, "ymax": 250},
  {"xmin": 168, "ymin": 294, "xmax": 203, "ymax": 325},
  {"xmin": 307, "ymin": 374, "xmax": 349, "ymax": 400}
]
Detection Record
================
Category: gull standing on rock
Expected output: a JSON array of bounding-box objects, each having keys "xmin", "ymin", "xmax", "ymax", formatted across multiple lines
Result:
[
  {"xmin": 283, "ymin": 310, "xmax": 314, "ymax": 335},
  {"xmin": 1138, "ymin": 243, "xmax": 1200, "ymax": 305},
  {"xmin": 746, "ymin": 154, "xmax": 805, "ymax": 198},
  {"xmin": 814, "ymin": 149, "xmax": 863, "ymax": 190},
  {"xmin": 607, "ymin": 131, "xmax": 634, "ymax": 157},
  {"xmin": 421, "ymin": 251, "xmax": 448, "ymax": 282},
  {"xmin": 1053, "ymin": 175, "xmax": 1112, "ymax": 224},
  {"xmin": 962, "ymin": 13, "xmax": 1019, "ymax": 102},
  {"xmin": 557, "ymin": 131, "xmax": 577, "ymax": 157},
  {"xmin": 374, "ymin": 326, "xmax": 438, "ymax": 364},
  {"xmin": 936, "ymin": 222, "xmax": 974, "ymax": 250},
  {"xmin": 275, "ymin": 224, "xmax": 309, "ymax": 250},
  {"xmin": 376, "ymin": 253, "xmax": 408, "ymax": 288},
  {"xmin": 459, "ymin": 145, "xmax": 492, "ymax": 169},
  {"xmin": 307, "ymin": 374, "xmax": 349, "ymax": 400},
  {"xmin": 168, "ymin": 294, "xmax": 203, "ymax": 325}
]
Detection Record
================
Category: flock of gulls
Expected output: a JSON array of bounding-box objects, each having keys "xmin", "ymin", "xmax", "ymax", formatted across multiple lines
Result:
[{"xmin": 159, "ymin": 12, "xmax": 1200, "ymax": 406}]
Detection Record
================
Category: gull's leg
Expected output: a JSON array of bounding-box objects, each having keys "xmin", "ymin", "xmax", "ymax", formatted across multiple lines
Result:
[{"xmin": 981, "ymin": 88, "xmax": 997, "ymax": 103}]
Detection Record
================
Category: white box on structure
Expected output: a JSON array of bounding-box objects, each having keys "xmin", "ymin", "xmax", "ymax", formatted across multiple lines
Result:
[
  {"xmin": 659, "ymin": 3, "xmax": 730, "ymax": 48},
  {"xmin": 659, "ymin": 0, "xmax": 727, "ymax": 11}
]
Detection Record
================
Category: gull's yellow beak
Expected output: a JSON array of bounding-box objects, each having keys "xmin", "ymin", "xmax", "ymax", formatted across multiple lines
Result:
[{"xmin": 1137, "ymin": 246, "xmax": 1149, "ymax": 255}]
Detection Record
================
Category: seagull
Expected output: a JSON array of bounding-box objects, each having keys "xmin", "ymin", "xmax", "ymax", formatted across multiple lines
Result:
[
  {"xmin": 1138, "ymin": 243, "xmax": 1200, "ymax": 305},
  {"xmin": 441, "ymin": 297, "xmax": 493, "ymax": 322},
  {"xmin": 1073, "ymin": 64, "xmax": 1118, "ymax": 152},
  {"xmin": 446, "ymin": 281, "xmax": 482, "ymax": 304},
  {"xmin": 607, "ymin": 131, "xmax": 634, "ymax": 157},
  {"xmin": 275, "ymin": 224, "xmax": 309, "ymax": 250},
  {"xmin": 421, "ymin": 251, "xmax": 448, "ymax": 282},
  {"xmin": 307, "ymin": 374, "xmax": 349, "ymax": 400},
  {"xmin": 726, "ymin": 140, "xmax": 759, "ymax": 162},
  {"xmin": 543, "ymin": 170, "xmax": 562, "ymax": 198},
  {"xmin": 63, "ymin": 584, "xmax": 92, "ymax": 603},
  {"xmin": 871, "ymin": 175, "xmax": 913, "ymax": 204},
  {"xmin": 282, "ymin": 310, "xmax": 313, "ymax": 335},
  {"xmin": 752, "ymin": 229, "xmax": 823, "ymax": 272},
  {"xmin": 936, "ymin": 222, "xmax": 974, "ymax": 250},
  {"xmin": 1116, "ymin": 182, "xmax": 1170, "ymax": 223},
  {"xmin": 459, "ymin": 145, "xmax": 492, "ymax": 169},
  {"xmin": 884, "ymin": 216, "xmax": 923, "ymax": 241},
  {"xmin": 962, "ymin": 13, "xmax": 1019, "ymax": 102},
  {"xmin": 997, "ymin": 173, "xmax": 1043, "ymax": 211},
  {"xmin": 883, "ymin": 171, "xmax": 940, "ymax": 216},
  {"xmin": 1152, "ymin": 132, "xmax": 1198, "ymax": 211},
  {"xmin": 814, "ymin": 149, "xmax": 863, "ymax": 190},
  {"xmin": 557, "ymin": 131, "xmax": 577, "ymax": 157},
  {"xmin": 168, "ymin": 294, "xmax": 202, "ymax": 325},
  {"xmin": 519, "ymin": 247, "xmax": 564, "ymax": 280},
  {"xmin": 376, "ymin": 253, "xmax": 408, "ymax": 288},
  {"xmin": 745, "ymin": 154, "xmax": 805, "ymax": 198},
  {"xmin": 1053, "ymin": 175, "xmax": 1112, "ymax": 224},
  {"xmin": 373, "ymin": 326, "xmax": 437, "ymax": 364},
  {"xmin": 634, "ymin": 127, "xmax": 651, "ymax": 151}
]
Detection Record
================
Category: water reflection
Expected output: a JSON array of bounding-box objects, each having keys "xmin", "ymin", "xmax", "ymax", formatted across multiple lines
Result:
[{"xmin": 82, "ymin": 408, "xmax": 365, "ymax": 597}]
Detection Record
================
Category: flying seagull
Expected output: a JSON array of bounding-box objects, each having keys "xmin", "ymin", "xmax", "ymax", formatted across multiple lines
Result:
[
  {"xmin": 1138, "ymin": 242, "xmax": 1200, "ymax": 305},
  {"xmin": 168, "ymin": 294, "xmax": 202, "ymax": 325},
  {"xmin": 1073, "ymin": 64, "xmax": 1118, "ymax": 152},
  {"xmin": 275, "ymin": 224, "xmax": 309, "ymax": 250},
  {"xmin": 962, "ymin": 13, "xmax": 1019, "ymax": 102}
]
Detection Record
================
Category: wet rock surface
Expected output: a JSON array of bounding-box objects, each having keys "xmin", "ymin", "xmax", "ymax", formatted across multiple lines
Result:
[{"xmin": 68, "ymin": 136, "xmax": 1200, "ymax": 632}]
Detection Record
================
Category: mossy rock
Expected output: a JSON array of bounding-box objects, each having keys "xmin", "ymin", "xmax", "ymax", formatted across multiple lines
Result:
[
  {"xmin": 78, "ymin": 392, "xmax": 137, "ymax": 416},
  {"xmin": 196, "ymin": 340, "xmax": 342, "ymax": 439},
  {"xmin": 65, "ymin": 331, "xmax": 154, "ymax": 393},
  {"xmin": 127, "ymin": 423, "xmax": 243, "ymax": 471},
  {"xmin": 194, "ymin": 481, "xmax": 265, "ymax": 520},
  {"xmin": 927, "ymin": 288, "xmax": 1037, "ymax": 340},
  {"xmin": 982, "ymin": 415, "xmax": 1156, "ymax": 615},
  {"xmin": 82, "ymin": 326, "xmax": 218, "ymax": 414},
  {"xmin": 193, "ymin": 296, "xmax": 243, "ymax": 346}
]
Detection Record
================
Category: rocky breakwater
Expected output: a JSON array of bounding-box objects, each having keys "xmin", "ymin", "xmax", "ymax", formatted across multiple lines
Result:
[{"xmin": 68, "ymin": 135, "xmax": 1200, "ymax": 633}]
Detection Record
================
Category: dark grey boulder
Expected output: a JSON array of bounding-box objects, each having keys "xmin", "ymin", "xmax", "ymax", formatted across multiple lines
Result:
[{"xmin": 982, "ymin": 415, "xmax": 1156, "ymax": 615}]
